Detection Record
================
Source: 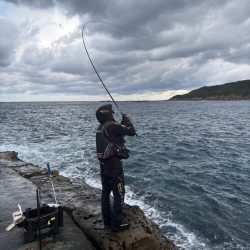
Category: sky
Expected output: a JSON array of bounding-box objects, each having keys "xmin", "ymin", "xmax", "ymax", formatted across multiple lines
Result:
[{"xmin": 0, "ymin": 0, "xmax": 250, "ymax": 101}]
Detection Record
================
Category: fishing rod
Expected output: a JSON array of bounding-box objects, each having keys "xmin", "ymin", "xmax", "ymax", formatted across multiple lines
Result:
[{"xmin": 81, "ymin": 21, "xmax": 129, "ymax": 115}]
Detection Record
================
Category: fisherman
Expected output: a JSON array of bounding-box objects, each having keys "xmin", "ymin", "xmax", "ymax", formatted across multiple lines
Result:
[{"xmin": 96, "ymin": 104, "xmax": 136, "ymax": 231}]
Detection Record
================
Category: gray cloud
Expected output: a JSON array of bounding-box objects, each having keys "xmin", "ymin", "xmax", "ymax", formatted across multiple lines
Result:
[
  {"xmin": 1, "ymin": 0, "xmax": 250, "ymax": 100},
  {"xmin": 0, "ymin": 18, "xmax": 19, "ymax": 67},
  {"xmin": 4, "ymin": 0, "xmax": 54, "ymax": 9}
]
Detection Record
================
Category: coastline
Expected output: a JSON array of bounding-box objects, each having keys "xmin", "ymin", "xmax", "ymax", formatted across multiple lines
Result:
[{"xmin": 0, "ymin": 151, "xmax": 177, "ymax": 250}]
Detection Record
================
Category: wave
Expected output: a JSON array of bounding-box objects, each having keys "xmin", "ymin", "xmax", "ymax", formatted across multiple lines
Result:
[{"xmin": 77, "ymin": 168, "xmax": 209, "ymax": 250}]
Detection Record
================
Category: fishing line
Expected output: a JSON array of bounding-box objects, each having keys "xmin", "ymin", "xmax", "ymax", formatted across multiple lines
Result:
[{"xmin": 82, "ymin": 21, "xmax": 130, "ymax": 115}]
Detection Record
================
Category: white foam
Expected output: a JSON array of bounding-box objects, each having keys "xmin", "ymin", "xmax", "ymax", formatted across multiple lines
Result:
[
  {"xmin": 124, "ymin": 186, "xmax": 208, "ymax": 250},
  {"xmin": 73, "ymin": 170, "xmax": 209, "ymax": 250},
  {"xmin": 2, "ymin": 145, "xmax": 208, "ymax": 249},
  {"xmin": 84, "ymin": 177, "xmax": 102, "ymax": 189}
]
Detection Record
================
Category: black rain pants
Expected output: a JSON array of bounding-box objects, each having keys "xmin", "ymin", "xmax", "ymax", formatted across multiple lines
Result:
[{"xmin": 100, "ymin": 171, "xmax": 125, "ymax": 228}]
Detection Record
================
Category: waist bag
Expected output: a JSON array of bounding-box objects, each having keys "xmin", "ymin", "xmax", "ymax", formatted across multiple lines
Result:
[{"xmin": 96, "ymin": 122, "xmax": 130, "ymax": 160}]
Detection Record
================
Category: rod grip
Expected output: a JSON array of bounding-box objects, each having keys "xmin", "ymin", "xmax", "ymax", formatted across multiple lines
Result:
[{"xmin": 47, "ymin": 162, "xmax": 51, "ymax": 176}]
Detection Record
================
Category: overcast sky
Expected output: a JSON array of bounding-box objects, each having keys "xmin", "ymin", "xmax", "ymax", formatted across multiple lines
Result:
[{"xmin": 0, "ymin": 0, "xmax": 250, "ymax": 101}]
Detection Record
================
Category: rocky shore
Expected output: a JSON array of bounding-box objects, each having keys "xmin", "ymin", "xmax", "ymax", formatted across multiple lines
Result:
[{"xmin": 0, "ymin": 151, "xmax": 177, "ymax": 250}]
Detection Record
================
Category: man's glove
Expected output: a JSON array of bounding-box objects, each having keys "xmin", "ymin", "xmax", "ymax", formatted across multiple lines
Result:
[
  {"xmin": 121, "ymin": 113, "xmax": 133, "ymax": 126},
  {"xmin": 121, "ymin": 113, "xmax": 137, "ymax": 136}
]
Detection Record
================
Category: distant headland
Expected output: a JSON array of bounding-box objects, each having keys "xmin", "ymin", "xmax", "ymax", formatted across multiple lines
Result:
[{"xmin": 170, "ymin": 80, "xmax": 250, "ymax": 101}]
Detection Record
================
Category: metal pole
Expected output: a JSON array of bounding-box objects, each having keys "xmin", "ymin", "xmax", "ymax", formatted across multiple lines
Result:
[{"xmin": 36, "ymin": 189, "xmax": 42, "ymax": 250}]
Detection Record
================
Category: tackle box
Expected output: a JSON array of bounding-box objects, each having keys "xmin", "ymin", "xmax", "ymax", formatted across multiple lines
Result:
[{"xmin": 19, "ymin": 205, "xmax": 63, "ymax": 243}]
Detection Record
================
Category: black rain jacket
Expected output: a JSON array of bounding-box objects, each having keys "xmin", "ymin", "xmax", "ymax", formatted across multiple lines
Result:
[{"xmin": 96, "ymin": 114, "xmax": 136, "ymax": 177}]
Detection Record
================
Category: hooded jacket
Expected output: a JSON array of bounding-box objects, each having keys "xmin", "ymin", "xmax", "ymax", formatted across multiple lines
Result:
[{"xmin": 96, "ymin": 104, "xmax": 136, "ymax": 176}]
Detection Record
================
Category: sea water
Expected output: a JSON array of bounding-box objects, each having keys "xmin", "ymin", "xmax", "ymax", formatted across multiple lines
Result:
[{"xmin": 0, "ymin": 101, "xmax": 249, "ymax": 250}]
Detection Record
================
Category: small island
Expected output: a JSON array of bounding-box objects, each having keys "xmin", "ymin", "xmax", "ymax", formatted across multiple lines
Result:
[{"xmin": 170, "ymin": 79, "xmax": 250, "ymax": 101}]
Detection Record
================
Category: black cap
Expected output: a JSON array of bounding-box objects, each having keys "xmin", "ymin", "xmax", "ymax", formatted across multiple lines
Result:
[{"xmin": 96, "ymin": 104, "xmax": 115, "ymax": 123}]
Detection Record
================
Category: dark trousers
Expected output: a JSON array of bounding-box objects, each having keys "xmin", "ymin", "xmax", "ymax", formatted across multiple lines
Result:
[{"xmin": 101, "ymin": 172, "xmax": 125, "ymax": 228}]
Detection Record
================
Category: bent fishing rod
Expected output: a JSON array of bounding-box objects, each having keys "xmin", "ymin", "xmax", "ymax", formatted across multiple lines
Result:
[{"xmin": 81, "ymin": 21, "xmax": 128, "ymax": 115}]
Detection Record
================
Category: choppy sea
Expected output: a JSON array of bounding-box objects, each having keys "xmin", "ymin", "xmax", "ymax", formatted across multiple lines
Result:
[{"xmin": 0, "ymin": 101, "xmax": 249, "ymax": 250}]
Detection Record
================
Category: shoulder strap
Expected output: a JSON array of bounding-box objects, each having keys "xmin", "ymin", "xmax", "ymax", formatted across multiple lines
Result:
[{"xmin": 101, "ymin": 121, "xmax": 115, "ymax": 141}]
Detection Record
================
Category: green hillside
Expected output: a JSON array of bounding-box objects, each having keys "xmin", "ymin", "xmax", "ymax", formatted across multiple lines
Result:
[{"xmin": 170, "ymin": 80, "xmax": 250, "ymax": 100}]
